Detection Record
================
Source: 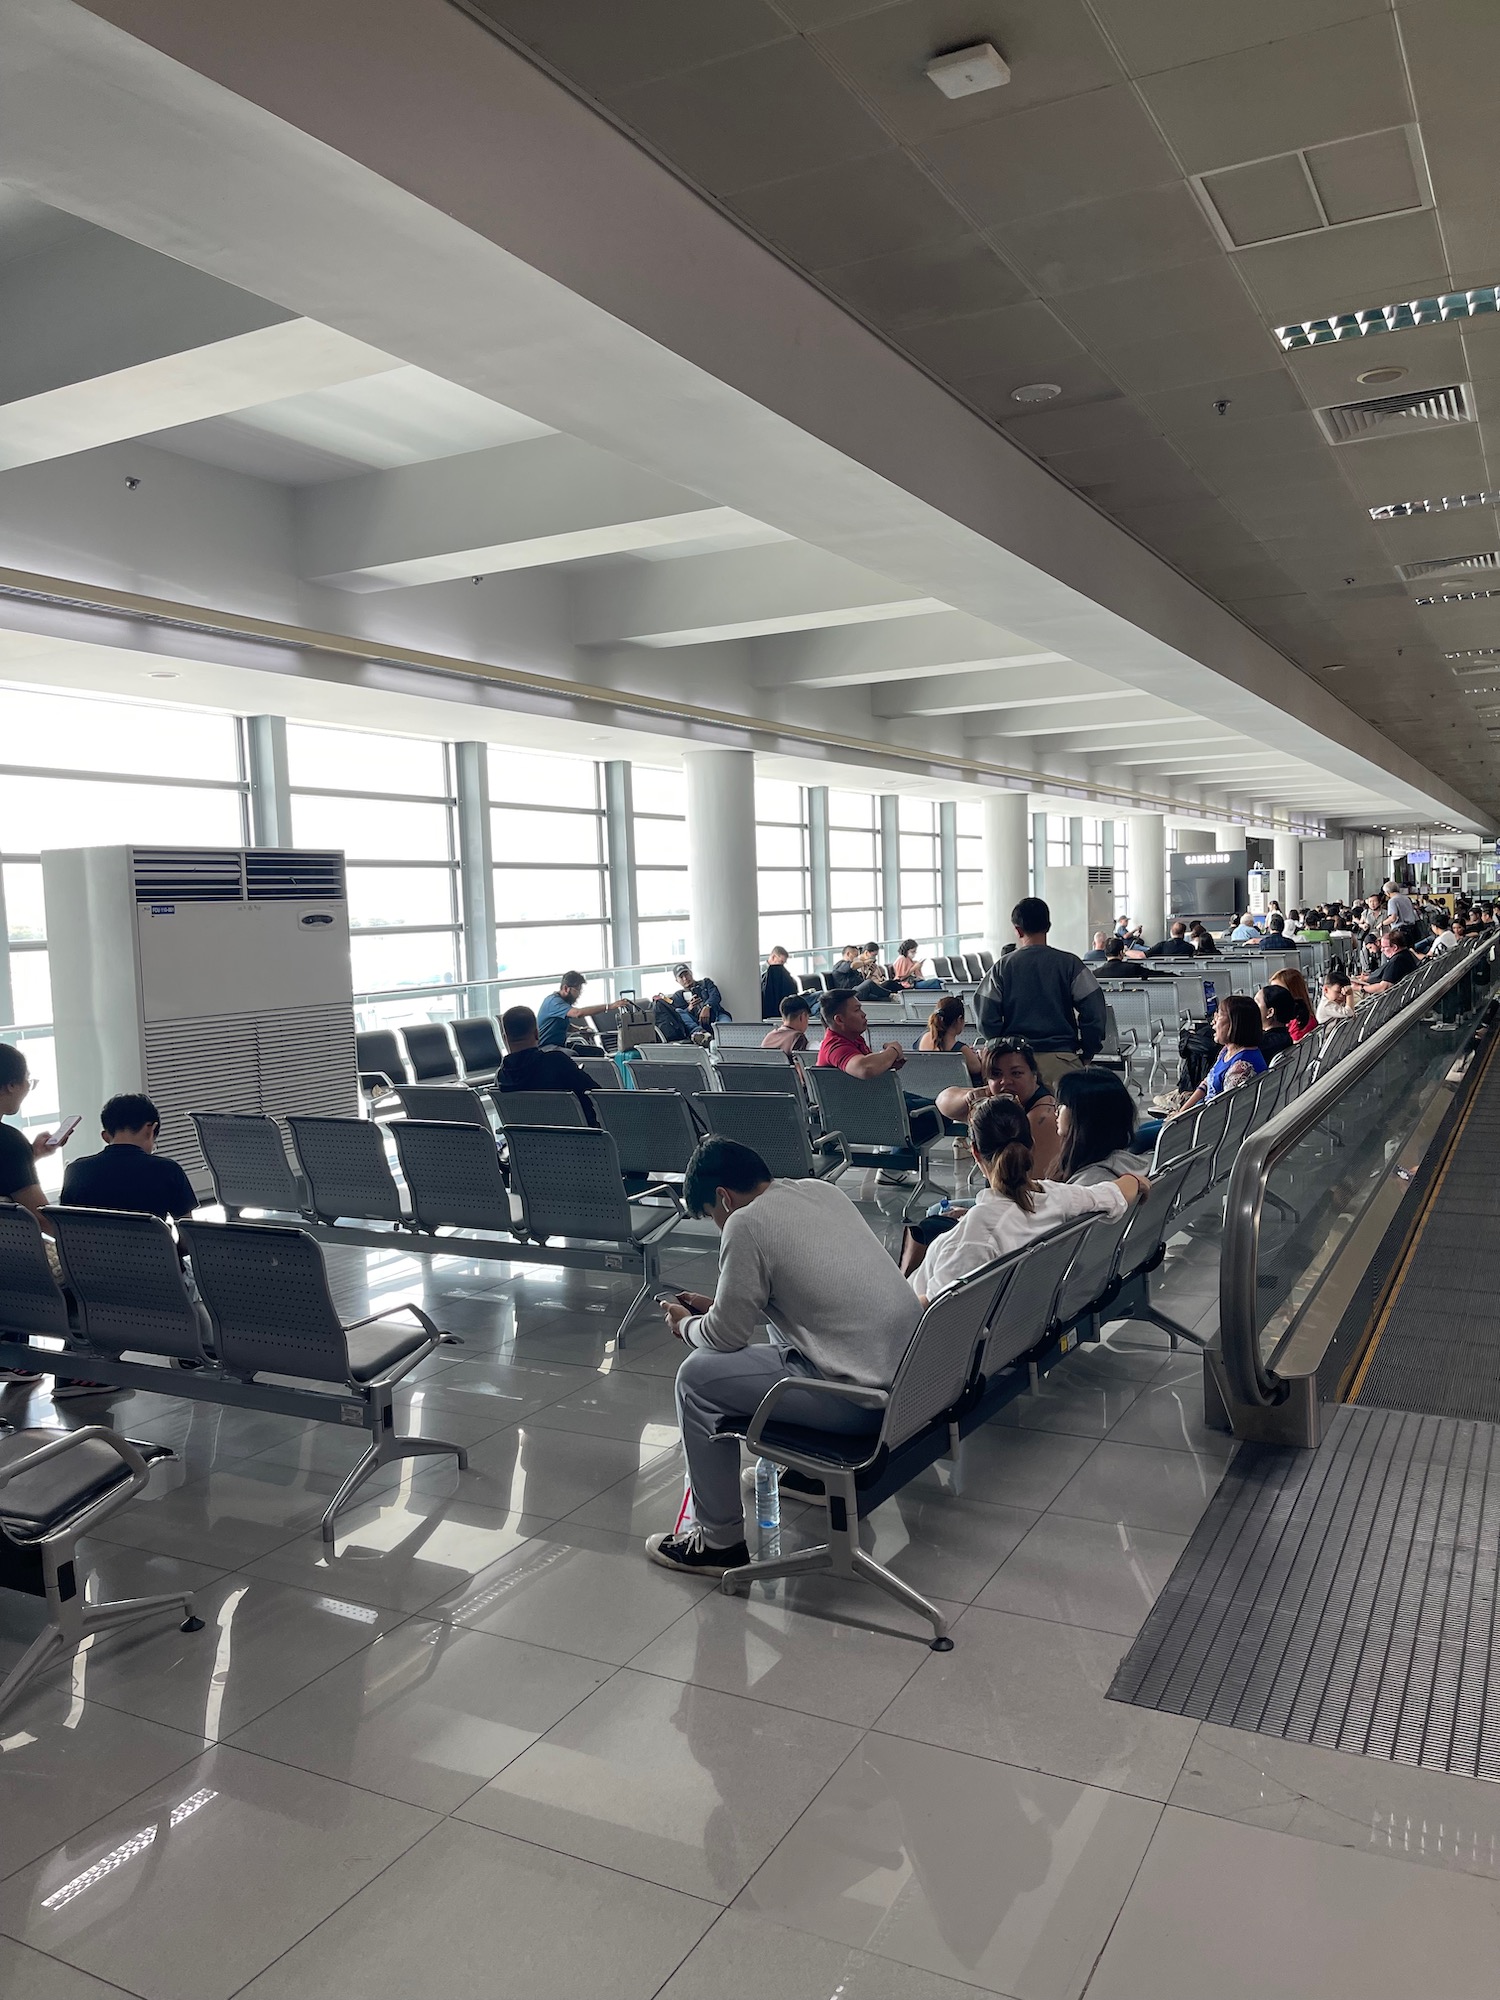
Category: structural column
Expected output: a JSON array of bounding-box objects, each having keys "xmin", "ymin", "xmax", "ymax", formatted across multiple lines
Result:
[
  {"xmin": 683, "ymin": 747, "xmax": 760, "ymax": 1020},
  {"xmin": 807, "ymin": 785, "xmax": 831, "ymax": 957},
  {"xmin": 1125, "ymin": 812, "xmax": 1165, "ymax": 946},
  {"xmin": 982, "ymin": 790, "xmax": 1030, "ymax": 948},
  {"xmin": 1273, "ymin": 833, "xmax": 1301, "ymax": 908},
  {"xmin": 453, "ymin": 742, "xmax": 497, "ymax": 995},
  {"xmin": 245, "ymin": 714, "xmax": 291, "ymax": 848},
  {"xmin": 603, "ymin": 761, "xmax": 639, "ymax": 987}
]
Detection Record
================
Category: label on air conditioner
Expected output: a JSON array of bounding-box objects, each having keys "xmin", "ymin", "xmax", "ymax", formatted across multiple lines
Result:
[{"xmin": 149, "ymin": 903, "xmax": 176, "ymax": 916}]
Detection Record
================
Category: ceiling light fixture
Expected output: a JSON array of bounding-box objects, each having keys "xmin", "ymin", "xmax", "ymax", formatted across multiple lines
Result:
[
  {"xmin": 1414, "ymin": 588, "xmax": 1500, "ymax": 605},
  {"xmin": 1447, "ymin": 647, "xmax": 1500, "ymax": 661},
  {"xmin": 1357, "ymin": 366, "xmax": 1408, "ymax": 385},
  {"xmin": 145, "ymin": 670, "xmax": 178, "ymax": 680},
  {"xmin": 1011, "ymin": 382, "xmax": 1062, "ymax": 404},
  {"xmin": 1371, "ymin": 488, "xmax": 1500, "ymax": 520},
  {"xmin": 925, "ymin": 42, "xmax": 1010, "ymax": 98},
  {"xmin": 1276, "ymin": 285, "xmax": 1499, "ymax": 350}
]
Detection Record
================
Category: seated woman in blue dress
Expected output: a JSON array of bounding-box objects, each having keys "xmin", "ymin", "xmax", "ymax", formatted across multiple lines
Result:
[{"xmin": 1136, "ymin": 993, "xmax": 1267, "ymax": 1149}]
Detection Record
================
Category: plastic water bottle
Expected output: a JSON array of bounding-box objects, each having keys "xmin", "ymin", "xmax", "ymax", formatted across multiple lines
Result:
[{"xmin": 755, "ymin": 1457, "xmax": 780, "ymax": 1536}]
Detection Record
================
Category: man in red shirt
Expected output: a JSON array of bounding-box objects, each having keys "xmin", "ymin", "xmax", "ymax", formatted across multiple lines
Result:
[{"xmin": 816, "ymin": 991, "xmax": 943, "ymax": 1186}]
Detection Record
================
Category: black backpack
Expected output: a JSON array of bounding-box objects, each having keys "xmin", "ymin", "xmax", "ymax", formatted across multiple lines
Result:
[{"xmin": 1177, "ymin": 1019, "xmax": 1217, "ymax": 1092}]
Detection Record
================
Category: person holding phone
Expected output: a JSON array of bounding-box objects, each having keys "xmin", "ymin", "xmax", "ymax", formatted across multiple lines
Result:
[{"xmin": 0, "ymin": 1041, "xmax": 78, "ymax": 1386}]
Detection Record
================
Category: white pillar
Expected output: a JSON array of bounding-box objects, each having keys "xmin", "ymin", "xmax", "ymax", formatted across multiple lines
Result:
[
  {"xmin": 982, "ymin": 790, "xmax": 1029, "ymax": 948},
  {"xmin": 683, "ymin": 747, "xmax": 760, "ymax": 1020},
  {"xmin": 1215, "ymin": 826, "xmax": 1247, "ymax": 855},
  {"xmin": 1126, "ymin": 813, "xmax": 1165, "ymax": 945},
  {"xmin": 1273, "ymin": 834, "xmax": 1301, "ymax": 907}
]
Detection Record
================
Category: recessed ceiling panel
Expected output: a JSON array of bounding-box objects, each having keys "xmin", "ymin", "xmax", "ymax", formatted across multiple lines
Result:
[
  {"xmin": 1306, "ymin": 125, "xmax": 1424, "ymax": 224},
  {"xmin": 919, "ymin": 85, "xmax": 1176, "ymax": 225},
  {"xmin": 1201, "ymin": 154, "xmax": 1324, "ymax": 247}
]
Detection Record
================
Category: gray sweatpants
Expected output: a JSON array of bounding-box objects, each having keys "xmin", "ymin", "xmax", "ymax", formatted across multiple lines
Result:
[{"xmin": 674, "ymin": 1342, "xmax": 881, "ymax": 1546}]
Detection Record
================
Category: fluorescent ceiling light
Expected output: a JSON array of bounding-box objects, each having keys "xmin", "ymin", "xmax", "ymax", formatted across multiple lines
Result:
[
  {"xmin": 1446, "ymin": 647, "xmax": 1500, "ymax": 661},
  {"xmin": 1371, "ymin": 490, "xmax": 1500, "ymax": 520},
  {"xmin": 1277, "ymin": 286, "xmax": 1498, "ymax": 349},
  {"xmin": 1414, "ymin": 588, "xmax": 1500, "ymax": 605}
]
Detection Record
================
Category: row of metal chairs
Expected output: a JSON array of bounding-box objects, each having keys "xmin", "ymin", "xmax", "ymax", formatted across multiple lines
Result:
[{"xmin": 726, "ymin": 1144, "xmax": 1205, "ymax": 1645}]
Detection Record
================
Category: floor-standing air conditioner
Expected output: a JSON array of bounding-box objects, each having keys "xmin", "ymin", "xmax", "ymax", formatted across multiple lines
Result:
[{"xmin": 43, "ymin": 846, "xmax": 358, "ymax": 1192}]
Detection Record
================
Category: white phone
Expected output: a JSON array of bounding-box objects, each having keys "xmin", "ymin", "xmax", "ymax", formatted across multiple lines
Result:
[{"xmin": 48, "ymin": 1113, "xmax": 82, "ymax": 1147}]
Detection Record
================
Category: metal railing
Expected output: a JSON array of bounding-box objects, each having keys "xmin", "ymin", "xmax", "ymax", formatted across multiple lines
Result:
[{"xmin": 1219, "ymin": 932, "xmax": 1496, "ymax": 1413}]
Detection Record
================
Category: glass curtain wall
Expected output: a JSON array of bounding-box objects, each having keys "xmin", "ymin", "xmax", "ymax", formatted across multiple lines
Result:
[
  {"xmin": 632, "ymin": 766, "xmax": 691, "ymax": 975},
  {"xmin": 489, "ymin": 747, "xmax": 609, "ymax": 1015},
  {"xmin": 897, "ymin": 796, "xmax": 940, "ymax": 941},
  {"xmin": 955, "ymin": 801, "xmax": 983, "ymax": 942},
  {"xmin": 828, "ymin": 789, "xmax": 880, "ymax": 947},
  {"xmin": 755, "ymin": 776, "xmax": 810, "ymax": 956}
]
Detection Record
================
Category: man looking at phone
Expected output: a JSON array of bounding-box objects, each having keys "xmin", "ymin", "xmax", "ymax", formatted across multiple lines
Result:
[
  {"xmin": 643, "ymin": 1137, "xmax": 921, "ymax": 1578},
  {"xmin": 0, "ymin": 1041, "xmax": 78, "ymax": 1386},
  {"xmin": 61, "ymin": 1093, "xmax": 199, "ymax": 1222}
]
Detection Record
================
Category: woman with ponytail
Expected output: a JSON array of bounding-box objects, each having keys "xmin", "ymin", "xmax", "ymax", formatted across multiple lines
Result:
[
  {"xmin": 909, "ymin": 1094, "xmax": 1149, "ymax": 1304},
  {"xmin": 916, "ymin": 993, "xmax": 983, "ymax": 1078}
]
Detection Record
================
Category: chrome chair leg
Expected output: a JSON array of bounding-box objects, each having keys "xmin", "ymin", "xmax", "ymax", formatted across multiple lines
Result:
[{"xmin": 850, "ymin": 1547, "xmax": 953, "ymax": 1650}]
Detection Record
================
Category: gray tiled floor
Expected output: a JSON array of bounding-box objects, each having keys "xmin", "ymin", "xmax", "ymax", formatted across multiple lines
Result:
[{"xmin": 3, "ymin": 1179, "xmax": 1497, "ymax": 1998}]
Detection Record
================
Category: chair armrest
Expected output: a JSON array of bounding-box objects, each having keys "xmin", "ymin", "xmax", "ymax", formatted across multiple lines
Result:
[
  {"xmin": 361, "ymin": 1071, "xmax": 399, "ymax": 1093},
  {"xmin": 343, "ymin": 1300, "xmax": 446, "ymax": 1342},
  {"xmin": 0, "ymin": 1424, "xmax": 153, "ymax": 1498},
  {"xmin": 628, "ymin": 1183, "xmax": 685, "ymax": 1215},
  {"xmin": 744, "ymin": 1374, "xmax": 888, "ymax": 1463}
]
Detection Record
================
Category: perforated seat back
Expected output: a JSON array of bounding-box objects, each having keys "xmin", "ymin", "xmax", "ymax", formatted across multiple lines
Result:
[
  {"xmin": 1053, "ymin": 1204, "xmax": 1135, "ymax": 1325},
  {"xmin": 191, "ymin": 1112, "xmax": 302, "ymax": 1213},
  {"xmin": 394, "ymin": 1085, "xmax": 492, "ymax": 1129},
  {"xmin": 898, "ymin": 1051, "xmax": 972, "ymax": 1097},
  {"xmin": 576, "ymin": 1058, "xmax": 622, "ymax": 1089},
  {"xmin": 452, "ymin": 1018, "xmax": 503, "ymax": 1074},
  {"xmin": 962, "ymin": 954, "xmax": 985, "ymax": 982},
  {"xmin": 0, "ymin": 1203, "xmax": 72, "ymax": 1335},
  {"xmin": 1212, "ymin": 1074, "xmax": 1261, "ymax": 1178},
  {"xmin": 715, "ymin": 1062, "xmax": 800, "ymax": 1098},
  {"xmin": 402, "ymin": 1023, "xmax": 458, "ymax": 1082},
  {"xmin": 288, "ymin": 1116, "xmax": 404, "ymax": 1223},
  {"xmin": 628, "ymin": 1062, "xmax": 716, "ymax": 1097},
  {"xmin": 976, "ymin": 1219, "xmax": 1094, "ymax": 1377},
  {"xmin": 885, "ymin": 1260, "xmax": 1007, "ymax": 1450},
  {"xmin": 1149, "ymin": 1107, "xmax": 1199, "ymax": 1174},
  {"xmin": 977, "ymin": 951, "xmax": 995, "ymax": 972},
  {"xmin": 1177, "ymin": 1103, "xmax": 1223, "ymax": 1208},
  {"xmin": 506, "ymin": 1126, "xmax": 632, "ymax": 1241},
  {"xmin": 49, "ymin": 1208, "xmax": 207, "ymax": 1361},
  {"xmin": 390, "ymin": 1120, "xmax": 512, "ymax": 1232},
  {"xmin": 491, "ymin": 1090, "xmax": 587, "ymax": 1128},
  {"xmin": 635, "ymin": 1044, "xmax": 713, "ymax": 1075},
  {"xmin": 1115, "ymin": 1153, "xmax": 1196, "ymax": 1285},
  {"xmin": 355, "ymin": 1030, "xmax": 405, "ymax": 1086},
  {"xmin": 592, "ymin": 1092, "xmax": 703, "ymax": 1176},
  {"xmin": 805, "ymin": 1067, "xmax": 910, "ymax": 1149},
  {"xmin": 695, "ymin": 1094, "xmax": 814, "ymax": 1179},
  {"xmin": 178, "ymin": 1221, "xmax": 349, "ymax": 1382}
]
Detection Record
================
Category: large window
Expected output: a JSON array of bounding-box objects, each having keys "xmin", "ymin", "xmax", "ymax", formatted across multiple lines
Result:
[
  {"xmin": 490, "ymin": 747, "xmax": 608, "ymax": 1008},
  {"xmin": 755, "ymin": 776, "xmax": 809, "ymax": 956},
  {"xmin": 632, "ymin": 766, "xmax": 691, "ymax": 972},
  {"xmin": 956, "ymin": 801, "xmax": 983, "ymax": 940},
  {"xmin": 828, "ymin": 790, "xmax": 879, "ymax": 946},
  {"xmin": 897, "ymin": 796, "xmax": 940, "ymax": 941},
  {"xmin": 289, "ymin": 724, "xmax": 460, "ymax": 1012}
]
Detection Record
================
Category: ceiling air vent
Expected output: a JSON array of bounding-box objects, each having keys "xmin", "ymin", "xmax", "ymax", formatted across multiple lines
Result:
[
  {"xmin": 1398, "ymin": 551, "xmax": 1500, "ymax": 583},
  {"xmin": 245, "ymin": 850, "xmax": 346, "ymax": 902},
  {"xmin": 132, "ymin": 848, "xmax": 245, "ymax": 903},
  {"xmin": 1317, "ymin": 382, "xmax": 1470, "ymax": 444}
]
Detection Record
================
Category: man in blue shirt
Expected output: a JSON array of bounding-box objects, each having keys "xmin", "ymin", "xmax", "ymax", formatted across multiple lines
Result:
[{"xmin": 536, "ymin": 971, "xmax": 613, "ymax": 1049}]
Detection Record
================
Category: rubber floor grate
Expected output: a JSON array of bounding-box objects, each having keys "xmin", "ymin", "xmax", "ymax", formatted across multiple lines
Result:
[{"xmin": 1109, "ymin": 1404, "xmax": 1500, "ymax": 1778}]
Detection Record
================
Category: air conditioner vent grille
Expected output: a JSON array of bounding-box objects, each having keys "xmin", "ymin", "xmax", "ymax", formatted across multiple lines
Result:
[
  {"xmin": 1318, "ymin": 382, "xmax": 1470, "ymax": 444},
  {"xmin": 131, "ymin": 849, "xmax": 245, "ymax": 903},
  {"xmin": 1399, "ymin": 551, "xmax": 1500, "ymax": 582},
  {"xmin": 1087, "ymin": 866, "xmax": 1114, "ymax": 886},
  {"xmin": 244, "ymin": 850, "xmax": 346, "ymax": 902}
]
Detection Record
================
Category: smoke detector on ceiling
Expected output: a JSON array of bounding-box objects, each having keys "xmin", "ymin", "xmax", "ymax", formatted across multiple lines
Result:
[
  {"xmin": 1011, "ymin": 382, "xmax": 1062, "ymax": 404},
  {"xmin": 926, "ymin": 43, "xmax": 1010, "ymax": 98}
]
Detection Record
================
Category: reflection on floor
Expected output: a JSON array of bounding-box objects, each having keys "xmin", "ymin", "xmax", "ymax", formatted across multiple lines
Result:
[{"xmin": 2, "ymin": 1169, "xmax": 1499, "ymax": 2000}]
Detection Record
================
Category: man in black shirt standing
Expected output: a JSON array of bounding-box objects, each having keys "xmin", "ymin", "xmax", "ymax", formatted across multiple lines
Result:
[
  {"xmin": 61, "ymin": 1093, "xmax": 199, "ymax": 1221},
  {"xmin": 498, "ymin": 1005, "xmax": 599, "ymax": 1123}
]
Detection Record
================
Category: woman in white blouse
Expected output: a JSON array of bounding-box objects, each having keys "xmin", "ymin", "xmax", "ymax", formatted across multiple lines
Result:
[{"xmin": 910, "ymin": 1094, "xmax": 1150, "ymax": 1305}]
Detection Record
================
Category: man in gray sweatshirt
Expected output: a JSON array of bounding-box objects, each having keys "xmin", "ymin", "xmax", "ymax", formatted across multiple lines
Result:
[
  {"xmin": 976, "ymin": 896, "xmax": 1107, "ymax": 1089},
  {"xmin": 646, "ymin": 1138, "xmax": 921, "ymax": 1577}
]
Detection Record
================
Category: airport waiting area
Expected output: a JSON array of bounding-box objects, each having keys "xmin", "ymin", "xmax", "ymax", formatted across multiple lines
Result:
[{"xmin": 6, "ymin": 3, "xmax": 1500, "ymax": 1994}]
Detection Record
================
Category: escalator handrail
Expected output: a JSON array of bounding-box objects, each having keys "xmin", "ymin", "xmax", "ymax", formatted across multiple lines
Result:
[{"xmin": 1220, "ymin": 930, "xmax": 1497, "ymax": 1408}]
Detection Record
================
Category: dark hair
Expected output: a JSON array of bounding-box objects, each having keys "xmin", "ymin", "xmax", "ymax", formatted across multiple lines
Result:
[
  {"xmin": 1387, "ymin": 925, "xmax": 1415, "ymax": 950},
  {"xmin": 820, "ymin": 989, "xmax": 857, "ymax": 1025},
  {"xmin": 779, "ymin": 991, "xmax": 811, "ymax": 1020},
  {"xmin": 1270, "ymin": 967, "xmax": 1313, "ymax": 1023},
  {"xmin": 1012, "ymin": 896, "xmax": 1050, "ymax": 934},
  {"xmin": 898, "ymin": 938, "xmax": 917, "ymax": 956},
  {"xmin": 1054, "ymin": 1069, "xmax": 1137, "ymax": 1180},
  {"xmin": 970, "ymin": 1095, "xmax": 1036, "ymax": 1212},
  {"xmin": 100, "ymin": 1093, "xmax": 160, "ymax": 1135},
  {"xmin": 1171, "ymin": 921, "xmax": 1187, "ymax": 937},
  {"xmin": 1103, "ymin": 936, "xmax": 1125, "ymax": 959},
  {"xmin": 0, "ymin": 1043, "xmax": 26, "ymax": 1090},
  {"xmin": 501, "ymin": 1004, "xmax": 538, "ymax": 1044},
  {"xmin": 683, "ymin": 1137, "xmax": 771, "ymax": 1219},
  {"xmin": 862, "ymin": 941, "xmax": 879, "ymax": 954},
  {"xmin": 927, "ymin": 994, "xmax": 964, "ymax": 1044},
  {"xmin": 1217, "ymin": 994, "xmax": 1264, "ymax": 1049},
  {"xmin": 981, "ymin": 1038, "xmax": 1041, "ymax": 1087},
  {"xmin": 1259, "ymin": 984, "xmax": 1299, "ymax": 1027},
  {"xmin": 559, "ymin": 970, "xmax": 585, "ymax": 992},
  {"xmin": 1267, "ymin": 914, "xmax": 1285, "ymax": 933}
]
